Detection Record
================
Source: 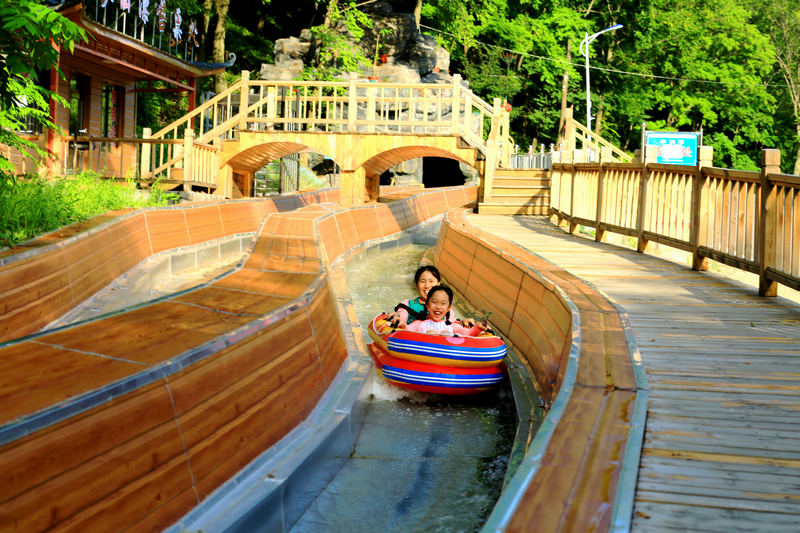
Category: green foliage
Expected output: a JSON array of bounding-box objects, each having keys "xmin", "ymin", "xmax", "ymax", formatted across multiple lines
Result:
[
  {"xmin": 414, "ymin": 0, "xmax": 799, "ymax": 169},
  {"xmin": 300, "ymin": 0, "xmax": 375, "ymax": 80},
  {"xmin": 0, "ymin": 173, "xmax": 178, "ymax": 249},
  {"xmin": 0, "ymin": 0, "xmax": 86, "ymax": 176}
]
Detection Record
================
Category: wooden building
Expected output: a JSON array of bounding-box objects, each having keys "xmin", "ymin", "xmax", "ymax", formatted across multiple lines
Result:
[{"xmin": 5, "ymin": 0, "xmax": 229, "ymax": 178}]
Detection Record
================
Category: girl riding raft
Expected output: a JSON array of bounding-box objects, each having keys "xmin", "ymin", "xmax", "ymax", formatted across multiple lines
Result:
[
  {"xmin": 401, "ymin": 285, "xmax": 488, "ymax": 336},
  {"xmin": 387, "ymin": 266, "xmax": 476, "ymax": 327}
]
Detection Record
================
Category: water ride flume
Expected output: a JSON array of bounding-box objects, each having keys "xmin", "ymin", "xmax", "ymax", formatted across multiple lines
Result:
[{"xmin": 367, "ymin": 312, "xmax": 507, "ymax": 395}]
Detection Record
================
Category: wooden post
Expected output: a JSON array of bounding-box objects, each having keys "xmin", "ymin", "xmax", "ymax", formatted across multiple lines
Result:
[
  {"xmin": 451, "ymin": 74, "xmax": 461, "ymax": 134},
  {"xmin": 482, "ymin": 98, "xmax": 502, "ymax": 204},
  {"xmin": 758, "ymin": 148, "xmax": 781, "ymax": 296},
  {"xmin": 266, "ymin": 86, "xmax": 276, "ymax": 130},
  {"xmin": 635, "ymin": 149, "xmax": 656, "ymax": 252},
  {"xmin": 238, "ymin": 70, "xmax": 250, "ymax": 133},
  {"xmin": 348, "ymin": 73, "xmax": 357, "ymax": 132},
  {"xmin": 555, "ymin": 150, "xmax": 573, "ymax": 229},
  {"xmin": 595, "ymin": 147, "xmax": 611, "ymax": 242},
  {"xmin": 691, "ymin": 146, "xmax": 713, "ymax": 271},
  {"xmin": 568, "ymin": 155, "xmax": 577, "ymax": 234},
  {"xmin": 366, "ymin": 85, "xmax": 376, "ymax": 132},
  {"xmin": 182, "ymin": 128, "xmax": 194, "ymax": 192},
  {"xmin": 462, "ymin": 90, "xmax": 472, "ymax": 139},
  {"xmin": 141, "ymin": 127, "xmax": 151, "ymax": 180},
  {"xmin": 339, "ymin": 167, "xmax": 365, "ymax": 205}
]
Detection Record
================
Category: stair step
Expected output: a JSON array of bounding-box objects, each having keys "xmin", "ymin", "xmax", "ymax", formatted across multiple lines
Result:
[
  {"xmin": 489, "ymin": 191, "xmax": 549, "ymax": 200},
  {"xmin": 477, "ymin": 203, "xmax": 550, "ymax": 215},
  {"xmin": 492, "ymin": 180, "xmax": 550, "ymax": 188},
  {"xmin": 491, "ymin": 185, "xmax": 550, "ymax": 193}
]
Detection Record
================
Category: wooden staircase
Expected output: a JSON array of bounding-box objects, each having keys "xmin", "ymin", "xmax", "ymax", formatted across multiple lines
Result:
[{"xmin": 478, "ymin": 168, "xmax": 550, "ymax": 215}]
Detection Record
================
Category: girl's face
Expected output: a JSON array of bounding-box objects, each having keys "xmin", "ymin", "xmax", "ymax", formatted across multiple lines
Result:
[
  {"xmin": 416, "ymin": 270, "xmax": 439, "ymax": 301},
  {"xmin": 426, "ymin": 289, "xmax": 451, "ymax": 322}
]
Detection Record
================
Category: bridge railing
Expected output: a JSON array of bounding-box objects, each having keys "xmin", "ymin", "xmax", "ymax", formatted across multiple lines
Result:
[
  {"xmin": 141, "ymin": 71, "xmax": 510, "ymax": 191},
  {"xmin": 551, "ymin": 148, "xmax": 799, "ymax": 296}
]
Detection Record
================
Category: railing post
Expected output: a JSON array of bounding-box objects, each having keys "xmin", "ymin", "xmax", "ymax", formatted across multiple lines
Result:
[
  {"xmin": 366, "ymin": 85, "xmax": 377, "ymax": 132},
  {"xmin": 141, "ymin": 127, "xmax": 152, "ymax": 179},
  {"xmin": 499, "ymin": 109, "xmax": 511, "ymax": 168},
  {"xmin": 758, "ymin": 148, "xmax": 781, "ymax": 296},
  {"xmin": 556, "ymin": 149, "xmax": 573, "ymax": 230},
  {"xmin": 691, "ymin": 146, "xmax": 713, "ymax": 271},
  {"xmin": 238, "ymin": 70, "xmax": 250, "ymax": 133},
  {"xmin": 348, "ymin": 73, "xmax": 358, "ymax": 132},
  {"xmin": 568, "ymin": 154, "xmax": 577, "ymax": 234},
  {"xmin": 595, "ymin": 147, "xmax": 611, "ymax": 242},
  {"xmin": 635, "ymin": 149, "xmax": 655, "ymax": 252},
  {"xmin": 266, "ymin": 86, "xmax": 276, "ymax": 130},
  {"xmin": 482, "ymin": 98, "xmax": 502, "ymax": 204},
  {"xmin": 462, "ymin": 90, "xmax": 472, "ymax": 138},
  {"xmin": 182, "ymin": 128, "xmax": 194, "ymax": 192},
  {"xmin": 451, "ymin": 74, "xmax": 461, "ymax": 134}
]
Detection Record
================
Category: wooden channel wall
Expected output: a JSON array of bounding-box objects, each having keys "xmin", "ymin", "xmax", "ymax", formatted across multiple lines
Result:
[
  {"xmin": 0, "ymin": 186, "xmax": 477, "ymax": 532},
  {"xmin": 434, "ymin": 209, "xmax": 642, "ymax": 532}
]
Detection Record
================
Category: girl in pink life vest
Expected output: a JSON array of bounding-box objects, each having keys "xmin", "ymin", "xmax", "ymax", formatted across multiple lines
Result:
[
  {"xmin": 402, "ymin": 285, "xmax": 488, "ymax": 336},
  {"xmin": 387, "ymin": 266, "xmax": 475, "ymax": 327}
]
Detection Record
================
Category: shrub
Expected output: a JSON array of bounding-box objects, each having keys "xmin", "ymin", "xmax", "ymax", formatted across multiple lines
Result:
[{"xmin": 0, "ymin": 172, "xmax": 178, "ymax": 248}]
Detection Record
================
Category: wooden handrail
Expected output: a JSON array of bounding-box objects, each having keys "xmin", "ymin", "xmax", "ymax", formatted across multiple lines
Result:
[
  {"xmin": 550, "ymin": 148, "xmax": 800, "ymax": 296},
  {"xmin": 567, "ymin": 118, "xmax": 632, "ymax": 163}
]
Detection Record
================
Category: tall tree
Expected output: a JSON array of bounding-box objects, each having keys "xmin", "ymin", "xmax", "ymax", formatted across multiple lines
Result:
[
  {"xmin": 212, "ymin": 0, "xmax": 231, "ymax": 93},
  {"xmin": 609, "ymin": 0, "xmax": 776, "ymax": 168},
  {"xmin": 755, "ymin": 0, "xmax": 800, "ymax": 174}
]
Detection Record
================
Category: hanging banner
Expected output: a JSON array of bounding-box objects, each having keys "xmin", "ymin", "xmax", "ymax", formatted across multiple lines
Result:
[{"xmin": 645, "ymin": 131, "xmax": 700, "ymax": 166}]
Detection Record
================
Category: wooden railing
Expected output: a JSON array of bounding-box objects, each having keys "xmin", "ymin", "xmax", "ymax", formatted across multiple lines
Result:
[
  {"xmin": 550, "ymin": 148, "xmax": 800, "ymax": 296},
  {"xmin": 557, "ymin": 107, "xmax": 632, "ymax": 164},
  {"xmin": 142, "ymin": 71, "xmax": 511, "ymax": 190}
]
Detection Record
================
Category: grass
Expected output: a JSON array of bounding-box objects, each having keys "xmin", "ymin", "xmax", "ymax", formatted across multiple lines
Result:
[{"xmin": 0, "ymin": 172, "xmax": 178, "ymax": 249}]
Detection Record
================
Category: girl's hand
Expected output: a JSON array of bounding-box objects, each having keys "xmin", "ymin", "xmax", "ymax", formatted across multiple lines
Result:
[
  {"xmin": 386, "ymin": 311, "xmax": 401, "ymax": 327},
  {"xmin": 461, "ymin": 317, "xmax": 477, "ymax": 327}
]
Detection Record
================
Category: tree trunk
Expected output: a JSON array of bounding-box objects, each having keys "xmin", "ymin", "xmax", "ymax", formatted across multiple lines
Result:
[
  {"xmin": 413, "ymin": 0, "xmax": 422, "ymax": 30},
  {"xmin": 202, "ymin": 0, "xmax": 213, "ymax": 37},
  {"xmin": 558, "ymin": 39, "xmax": 572, "ymax": 136},
  {"xmin": 213, "ymin": 0, "xmax": 230, "ymax": 94},
  {"xmin": 795, "ymin": 122, "xmax": 800, "ymax": 176},
  {"xmin": 594, "ymin": 103, "xmax": 604, "ymax": 135}
]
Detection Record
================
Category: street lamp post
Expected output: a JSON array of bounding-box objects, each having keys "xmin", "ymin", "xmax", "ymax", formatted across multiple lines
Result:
[{"xmin": 579, "ymin": 24, "xmax": 622, "ymax": 133}]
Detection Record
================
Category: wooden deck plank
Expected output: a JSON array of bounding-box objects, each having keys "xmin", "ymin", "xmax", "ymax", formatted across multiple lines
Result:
[{"xmin": 466, "ymin": 214, "xmax": 800, "ymax": 532}]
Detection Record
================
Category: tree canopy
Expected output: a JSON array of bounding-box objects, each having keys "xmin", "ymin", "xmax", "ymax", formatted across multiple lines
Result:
[{"xmin": 5, "ymin": 0, "xmax": 798, "ymax": 174}]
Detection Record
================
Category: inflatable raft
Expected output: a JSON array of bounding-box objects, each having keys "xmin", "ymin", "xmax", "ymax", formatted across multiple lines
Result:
[{"xmin": 367, "ymin": 313, "xmax": 506, "ymax": 395}]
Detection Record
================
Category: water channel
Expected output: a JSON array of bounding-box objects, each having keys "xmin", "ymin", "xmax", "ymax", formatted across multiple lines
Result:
[
  {"xmin": 44, "ymin": 218, "xmax": 528, "ymax": 532},
  {"xmin": 288, "ymin": 222, "xmax": 518, "ymax": 532}
]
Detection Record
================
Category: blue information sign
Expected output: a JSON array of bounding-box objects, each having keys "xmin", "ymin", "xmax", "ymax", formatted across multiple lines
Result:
[{"xmin": 645, "ymin": 131, "xmax": 700, "ymax": 166}]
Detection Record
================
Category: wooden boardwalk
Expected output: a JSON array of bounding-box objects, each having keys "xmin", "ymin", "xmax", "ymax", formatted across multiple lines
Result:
[{"xmin": 467, "ymin": 214, "xmax": 800, "ymax": 532}]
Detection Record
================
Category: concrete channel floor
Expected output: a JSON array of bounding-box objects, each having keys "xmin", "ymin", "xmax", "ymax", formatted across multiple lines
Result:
[{"xmin": 467, "ymin": 214, "xmax": 800, "ymax": 533}]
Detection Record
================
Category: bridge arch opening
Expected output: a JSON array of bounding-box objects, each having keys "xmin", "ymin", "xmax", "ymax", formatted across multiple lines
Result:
[
  {"xmin": 223, "ymin": 141, "xmax": 342, "ymax": 197},
  {"xmin": 362, "ymin": 145, "xmax": 480, "ymax": 196}
]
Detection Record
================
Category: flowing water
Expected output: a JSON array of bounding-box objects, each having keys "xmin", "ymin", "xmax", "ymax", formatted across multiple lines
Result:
[{"xmin": 289, "ymin": 222, "xmax": 517, "ymax": 532}]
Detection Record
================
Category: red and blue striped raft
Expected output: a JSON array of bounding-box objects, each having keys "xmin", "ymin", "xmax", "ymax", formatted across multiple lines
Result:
[{"xmin": 367, "ymin": 313, "xmax": 506, "ymax": 395}]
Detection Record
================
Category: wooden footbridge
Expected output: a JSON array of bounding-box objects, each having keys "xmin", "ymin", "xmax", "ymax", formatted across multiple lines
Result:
[{"xmin": 140, "ymin": 72, "xmax": 514, "ymax": 206}]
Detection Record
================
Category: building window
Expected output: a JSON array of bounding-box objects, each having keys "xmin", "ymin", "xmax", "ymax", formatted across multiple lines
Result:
[
  {"xmin": 102, "ymin": 83, "xmax": 123, "ymax": 137},
  {"xmin": 69, "ymin": 74, "xmax": 90, "ymax": 136}
]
